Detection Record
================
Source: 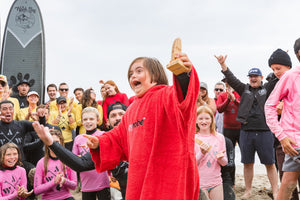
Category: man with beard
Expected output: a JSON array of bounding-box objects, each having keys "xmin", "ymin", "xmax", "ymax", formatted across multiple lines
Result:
[
  {"xmin": 12, "ymin": 79, "xmax": 31, "ymax": 108},
  {"xmin": 33, "ymin": 101, "xmax": 128, "ymax": 198}
]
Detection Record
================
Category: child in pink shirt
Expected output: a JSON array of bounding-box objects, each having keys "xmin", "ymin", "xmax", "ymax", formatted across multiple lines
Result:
[
  {"xmin": 72, "ymin": 107, "xmax": 110, "ymax": 200},
  {"xmin": 0, "ymin": 143, "xmax": 32, "ymax": 200},
  {"xmin": 195, "ymin": 106, "xmax": 227, "ymax": 200},
  {"xmin": 34, "ymin": 129, "xmax": 77, "ymax": 200}
]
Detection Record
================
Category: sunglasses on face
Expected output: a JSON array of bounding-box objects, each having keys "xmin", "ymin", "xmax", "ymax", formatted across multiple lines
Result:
[
  {"xmin": 214, "ymin": 88, "xmax": 224, "ymax": 92},
  {"xmin": 59, "ymin": 88, "xmax": 69, "ymax": 91}
]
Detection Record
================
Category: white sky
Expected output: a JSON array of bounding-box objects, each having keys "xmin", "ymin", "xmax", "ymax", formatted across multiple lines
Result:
[{"xmin": 1, "ymin": 0, "xmax": 300, "ymax": 102}]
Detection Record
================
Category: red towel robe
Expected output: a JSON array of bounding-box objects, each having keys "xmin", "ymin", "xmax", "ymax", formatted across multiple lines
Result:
[{"xmin": 90, "ymin": 67, "xmax": 200, "ymax": 200}]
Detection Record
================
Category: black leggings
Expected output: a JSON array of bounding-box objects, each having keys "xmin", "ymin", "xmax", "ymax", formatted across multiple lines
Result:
[
  {"xmin": 223, "ymin": 128, "xmax": 240, "ymax": 148},
  {"xmin": 82, "ymin": 187, "xmax": 111, "ymax": 200}
]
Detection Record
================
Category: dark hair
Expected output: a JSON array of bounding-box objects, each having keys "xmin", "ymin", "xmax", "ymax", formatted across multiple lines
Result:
[
  {"xmin": 294, "ymin": 37, "xmax": 300, "ymax": 54},
  {"xmin": 0, "ymin": 100, "xmax": 14, "ymax": 108},
  {"xmin": 128, "ymin": 57, "xmax": 169, "ymax": 86},
  {"xmin": 59, "ymin": 83, "xmax": 68, "ymax": 88},
  {"xmin": 81, "ymin": 88, "xmax": 98, "ymax": 109},
  {"xmin": 0, "ymin": 143, "xmax": 22, "ymax": 167},
  {"xmin": 47, "ymin": 84, "xmax": 57, "ymax": 91},
  {"xmin": 73, "ymin": 88, "xmax": 84, "ymax": 94}
]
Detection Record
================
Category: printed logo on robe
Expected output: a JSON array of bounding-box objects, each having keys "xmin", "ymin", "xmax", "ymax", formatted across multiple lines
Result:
[
  {"xmin": 2, "ymin": 175, "xmax": 21, "ymax": 195},
  {"xmin": 128, "ymin": 117, "xmax": 146, "ymax": 132}
]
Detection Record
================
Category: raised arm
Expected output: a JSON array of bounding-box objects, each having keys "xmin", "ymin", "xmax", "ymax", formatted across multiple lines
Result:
[
  {"xmin": 215, "ymin": 55, "xmax": 246, "ymax": 95},
  {"xmin": 33, "ymin": 122, "xmax": 95, "ymax": 172}
]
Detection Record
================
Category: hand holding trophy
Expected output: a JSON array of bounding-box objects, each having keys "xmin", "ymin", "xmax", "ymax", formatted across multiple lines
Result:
[{"xmin": 167, "ymin": 38, "xmax": 191, "ymax": 75}]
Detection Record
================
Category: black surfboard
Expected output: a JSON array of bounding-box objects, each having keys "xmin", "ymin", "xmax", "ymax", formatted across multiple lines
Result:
[{"xmin": 1, "ymin": 0, "xmax": 45, "ymax": 102}]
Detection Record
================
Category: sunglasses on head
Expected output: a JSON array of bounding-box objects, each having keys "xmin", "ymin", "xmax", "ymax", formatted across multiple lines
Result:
[
  {"xmin": 59, "ymin": 88, "xmax": 69, "ymax": 91},
  {"xmin": 214, "ymin": 88, "xmax": 224, "ymax": 92}
]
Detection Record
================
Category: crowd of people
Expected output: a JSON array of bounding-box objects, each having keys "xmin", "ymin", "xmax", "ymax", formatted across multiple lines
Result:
[{"xmin": 0, "ymin": 37, "xmax": 300, "ymax": 200}]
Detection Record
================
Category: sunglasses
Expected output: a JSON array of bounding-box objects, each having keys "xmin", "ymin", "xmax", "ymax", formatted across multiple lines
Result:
[
  {"xmin": 214, "ymin": 88, "xmax": 224, "ymax": 92},
  {"xmin": 59, "ymin": 88, "xmax": 69, "ymax": 91}
]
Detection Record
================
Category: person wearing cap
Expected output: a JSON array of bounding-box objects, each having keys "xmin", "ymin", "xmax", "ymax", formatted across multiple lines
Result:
[
  {"xmin": 215, "ymin": 55, "xmax": 279, "ymax": 199},
  {"xmin": 32, "ymin": 102, "xmax": 128, "ymax": 199},
  {"xmin": 49, "ymin": 83, "xmax": 78, "ymax": 116},
  {"xmin": 197, "ymin": 82, "xmax": 216, "ymax": 114},
  {"xmin": 16, "ymin": 91, "xmax": 40, "ymax": 121},
  {"xmin": 48, "ymin": 96, "xmax": 76, "ymax": 151},
  {"xmin": 11, "ymin": 79, "xmax": 30, "ymax": 108},
  {"xmin": 265, "ymin": 47, "xmax": 300, "ymax": 200},
  {"xmin": 213, "ymin": 81, "xmax": 225, "ymax": 134},
  {"xmin": 0, "ymin": 74, "xmax": 20, "ymax": 120}
]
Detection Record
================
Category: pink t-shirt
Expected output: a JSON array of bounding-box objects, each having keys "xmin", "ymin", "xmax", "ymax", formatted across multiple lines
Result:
[
  {"xmin": 72, "ymin": 130, "xmax": 110, "ymax": 192},
  {"xmin": 34, "ymin": 157, "xmax": 77, "ymax": 200},
  {"xmin": 195, "ymin": 132, "xmax": 227, "ymax": 190},
  {"xmin": 0, "ymin": 166, "xmax": 27, "ymax": 200}
]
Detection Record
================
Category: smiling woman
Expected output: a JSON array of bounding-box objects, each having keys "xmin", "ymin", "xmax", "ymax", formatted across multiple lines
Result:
[{"xmin": 16, "ymin": 91, "xmax": 40, "ymax": 121}]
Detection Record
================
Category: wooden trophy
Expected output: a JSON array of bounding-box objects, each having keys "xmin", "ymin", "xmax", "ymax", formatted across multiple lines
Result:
[
  {"xmin": 195, "ymin": 138, "xmax": 212, "ymax": 152},
  {"xmin": 166, "ymin": 38, "xmax": 190, "ymax": 75}
]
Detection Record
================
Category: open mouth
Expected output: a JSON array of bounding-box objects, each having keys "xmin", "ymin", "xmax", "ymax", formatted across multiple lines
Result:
[{"xmin": 132, "ymin": 80, "xmax": 141, "ymax": 87}]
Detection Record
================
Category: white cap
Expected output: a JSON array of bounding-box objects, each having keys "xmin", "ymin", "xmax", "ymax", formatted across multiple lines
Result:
[{"xmin": 27, "ymin": 91, "xmax": 39, "ymax": 98}]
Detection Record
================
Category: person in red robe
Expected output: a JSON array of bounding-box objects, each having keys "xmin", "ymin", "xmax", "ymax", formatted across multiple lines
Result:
[{"xmin": 85, "ymin": 53, "xmax": 200, "ymax": 200}]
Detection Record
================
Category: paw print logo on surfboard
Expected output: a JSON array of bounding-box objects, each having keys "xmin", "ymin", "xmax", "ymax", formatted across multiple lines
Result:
[{"xmin": 10, "ymin": 72, "xmax": 35, "ymax": 94}]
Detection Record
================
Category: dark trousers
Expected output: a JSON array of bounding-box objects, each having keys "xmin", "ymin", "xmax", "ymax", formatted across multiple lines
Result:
[
  {"xmin": 223, "ymin": 182, "xmax": 235, "ymax": 200},
  {"xmin": 82, "ymin": 187, "xmax": 111, "ymax": 200}
]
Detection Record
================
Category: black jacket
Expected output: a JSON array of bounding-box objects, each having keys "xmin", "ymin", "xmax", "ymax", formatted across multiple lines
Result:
[{"xmin": 222, "ymin": 68, "xmax": 278, "ymax": 130}]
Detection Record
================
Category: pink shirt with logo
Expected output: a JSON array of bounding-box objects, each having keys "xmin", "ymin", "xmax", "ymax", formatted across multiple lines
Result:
[
  {"xmin": 265, "ymin": 66, "xmax": 300, "ymax": 147},
  {"xmin": 34, "ymin": 157, "xmax": 77, "ymax": 200},
  {"xmin": 195, "ymin": 132, "xmax": 227, "ymax": 190},
  {"xmin": 0, "ymin": 166, "xmax": 26, "ymax": 200},
  {"xmin": 72, "ymin": 130, "xmax": 110, "ymax": 192}
]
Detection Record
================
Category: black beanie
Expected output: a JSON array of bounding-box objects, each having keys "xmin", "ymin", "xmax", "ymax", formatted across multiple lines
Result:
[
  {"xmin": 268, "ymin": 48, "xmax": 292, "ymax": 68},
  {"xmin": 107, "ymin": 101, "xmax": 127, "ymax": 118}
]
